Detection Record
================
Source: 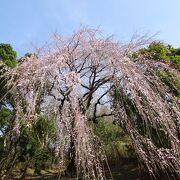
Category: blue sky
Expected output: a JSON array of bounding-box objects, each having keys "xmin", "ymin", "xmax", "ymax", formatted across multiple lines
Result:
[{"xmin": 0, "ymin": 0, "xmax": 180, "ymax": 57}]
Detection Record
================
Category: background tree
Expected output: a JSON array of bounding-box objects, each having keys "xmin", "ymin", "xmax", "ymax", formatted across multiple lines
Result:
[
  {"xmin": 131, "ymin": 41, "xmax": 180, "ymax": 69},
  {"xmin": 0, "ymin": 43, "xmax": 18, "ymax": 178},
  {"xmin": 0, "ymin": 44, "xmax": 17, "ymax": 68}
]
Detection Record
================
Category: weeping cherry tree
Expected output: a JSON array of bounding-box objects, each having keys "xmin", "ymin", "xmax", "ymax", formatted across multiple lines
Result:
[{"xmin": 1, "ymin": 27, "xmax": 180, "ymax": 179}]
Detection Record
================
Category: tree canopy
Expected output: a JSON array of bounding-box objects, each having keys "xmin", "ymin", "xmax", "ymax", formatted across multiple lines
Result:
[{"xmin": 0, "ymin": 43, "xmax": 17, "ymax": 68}]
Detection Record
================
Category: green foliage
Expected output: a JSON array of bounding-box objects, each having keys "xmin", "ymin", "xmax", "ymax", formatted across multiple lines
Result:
[
  {"xmin": 0, "ymin": 44, "xmax": 17, "ymax": 68},
  {"xmin": 17, "ymin": 117, "xmax": 56, "ymax": 164},
  {"xmin": 156, "ymin": 70, "xmax": 180, "ymax": 98},
  {"xmin": 0, "ymin": 43, "xmax": 17, "ymax": 109},
  {"xmin": 149, "ymin": 42, "xmax": 170, "ymax": 60},
  {"xmin": 131, "ymin": 42, "xmax": 169, "ymax": 60},
  {"xmin": 0, "ymin": 108, "xmax": 14, "ymax": 156},
  {"xmin": 32, "ymin": 117, "xmax": 55, "ymax": 142},
  {"xmin": 94, "ymin": 119, "xmax": 127, "ymax": 143},
  {"xmin": 169, "ymin": 55, "xmax": 180, "ymax": 69},
  {"xmin": 0, "ymin": 44, "xmax": 17, "ymax": 173},
  {"xmin": 94, "ymin": 119, "xmax": 134, "ymax": 164},
  {"xmin": 0, "ymin": 108, "xmax": 13, "ymax": 133},
  {"xmin": 131, "ymin": 42, "xmax": 180, "ymax": 69},
  {"xmin": 0, "ymin": 116, "xmax": 56, "ymax": 176}
]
